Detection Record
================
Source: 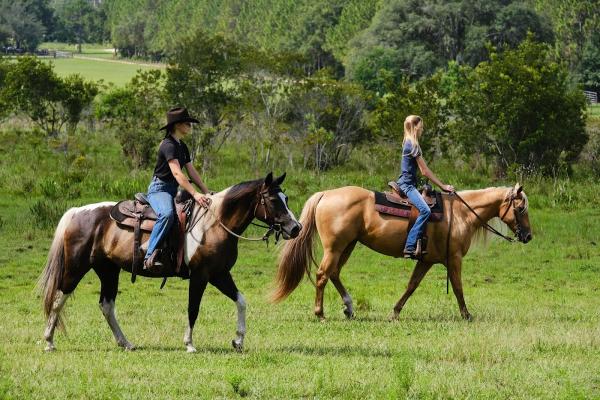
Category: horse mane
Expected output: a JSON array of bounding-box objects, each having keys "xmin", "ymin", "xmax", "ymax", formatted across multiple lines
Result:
[
  {"xmin": 453, "ymin": 186, "xmax": 524, "ymax": 246},
  {"xmin": 220, "ymin": 178, "xmax": 264, "ymax": 218}
]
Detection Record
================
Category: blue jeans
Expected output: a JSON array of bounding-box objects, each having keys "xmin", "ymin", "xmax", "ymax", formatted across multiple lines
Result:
[
  {"xmin": 144, "ymin": 177, "xmax": 178, "ymax": 259},
  {"xmin": 398, "ymin": 183, "xmax": 431, "ymax": 250}
]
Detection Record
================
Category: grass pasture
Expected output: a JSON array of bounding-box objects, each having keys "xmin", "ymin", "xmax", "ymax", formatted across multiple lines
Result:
[
  {"xmin": 34, "ymin": 42, "xmax": 164, "ymax": 86},
  {"xmin": 1, "ymin": 129, "xmax": 600, "ymax": 399},
  {"xmin": 0, "ymin": 197, "xmax": 599, "ymax": 399},
  {"xmin": 44, "ymin": 57, "xmax": 162, "ymax": 87}
]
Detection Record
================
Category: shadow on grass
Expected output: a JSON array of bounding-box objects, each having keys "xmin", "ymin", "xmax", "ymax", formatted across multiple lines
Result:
[{"xmin": 271, "ymin": 344, "xmax": 394, "ymax": 358}]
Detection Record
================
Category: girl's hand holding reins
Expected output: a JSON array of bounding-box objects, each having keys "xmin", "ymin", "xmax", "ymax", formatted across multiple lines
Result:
[
  {"xmin": 194, "ymin": 192, "xmax": 211, "ymax": 208},
  {"xmin": 442, "ymin": 184, "xmax": 455, "ymax": 193}
]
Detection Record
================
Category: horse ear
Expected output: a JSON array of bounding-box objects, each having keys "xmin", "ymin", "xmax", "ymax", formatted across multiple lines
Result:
[
  {"xmin": 274, "ymin": 172, "xmax": 286, "ymax": 185},
  {"xmin": 514, "ymin": 183, "xmax": 523, "ymax": 198},
  {"xmin": 264, "ymin": 172, "xmax": 273, "ymax": 186}
]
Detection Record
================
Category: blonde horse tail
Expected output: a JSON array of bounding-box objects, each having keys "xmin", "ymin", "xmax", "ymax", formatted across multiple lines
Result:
[
  {"xmin": 37, "ymin": 208, "xmax": 75, "ymax": 328},
  {"xmin": 270, "ymin": 192, "xmax": 324, "ymax": 303}
]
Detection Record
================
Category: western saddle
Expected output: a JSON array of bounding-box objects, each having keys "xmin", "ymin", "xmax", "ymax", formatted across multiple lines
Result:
[
  {"xmin": 109, "ymin": 190, "xmax": 194, "ymax": 283},
  {"xmin": 373, "ymin": 181, "xmax": 444, "ymax": 259}
]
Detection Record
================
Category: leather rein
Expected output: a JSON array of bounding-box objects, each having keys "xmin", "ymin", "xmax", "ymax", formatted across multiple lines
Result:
[
  {"xmin": 452, "ymin": 191, "xmax": 523, "ymax": 243},
  {"xmin": 444, "ymin": 190, "xmax": 523, "ymax": 294},
  {"xmin": 186, "ymin": 189, "xmax": 283, "ymax": 244}
]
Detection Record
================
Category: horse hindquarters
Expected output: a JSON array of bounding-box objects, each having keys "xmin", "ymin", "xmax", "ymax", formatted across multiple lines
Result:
[{"xmin": 38, "ymin": 205, "xmax": 111, "ymax": 350}]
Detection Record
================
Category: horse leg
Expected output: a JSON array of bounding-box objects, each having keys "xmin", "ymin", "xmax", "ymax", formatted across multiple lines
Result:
[
  {"xmin": 43, "ymin": 258, "xmax": 91, "ymax": 351},
  {"xmin": 44, "ymin": 291, "xmax": 70, "ymax": 352},
  {"xmin": 390, "ymin": 261, "xmax": 434, "ymax": 320},
  {"xmin": 209, "ymin": 271, "xmax": 246, "ymax": 352},
  {"xmin": 314, "ymin": 250, "xmax": 341, "ymax": 321},
  {"xmin": 95, "ymin": 265, "xmax": 134, "ymax": 350},
  {"xmin": 330, "ymin": 241, "xmax": 357, "ymax": 319},
  {"xmin": 447, "ymin": 256, "xmax": 472, "ymax": 321},
  {"xmin": 184, "ymin": 270, "xmax": 208, "ymax": 353}
]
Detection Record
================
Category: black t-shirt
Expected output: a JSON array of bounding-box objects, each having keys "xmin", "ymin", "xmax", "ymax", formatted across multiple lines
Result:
[{"xmin": 152, "ymin": 136, "xmax": 191, "ymax": 183}]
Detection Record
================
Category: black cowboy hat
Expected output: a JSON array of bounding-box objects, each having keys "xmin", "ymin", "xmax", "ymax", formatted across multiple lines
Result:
[{"xmin": 159, "ymin": 107, "xmax": 200, "ymax": 131}]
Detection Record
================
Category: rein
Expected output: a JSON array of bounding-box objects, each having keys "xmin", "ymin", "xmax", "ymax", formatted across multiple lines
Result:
[
  {"xmin": 452, "ymin": 192, "xmax": 516, "ymax": 243},
  {"xmin": 186, "ymin": 189, "xmax": 281, "ymax": 245},
  {"xmin": 444, "ymin": 190, "xmax": 518, "ymax": 294}
]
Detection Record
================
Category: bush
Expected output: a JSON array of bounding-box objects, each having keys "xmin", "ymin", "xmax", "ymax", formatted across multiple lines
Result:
[
  {"xmin": 579, "ymin": 117, "xmax": 600, "ymax": 175},
  {"xmin": 449, "ymin": 36, "xmax": 588, "ymax": 175},
  {"xmin": 95, "ymin": 69, "xmax": 165, "ymax": 168},
  {"xmin": 1, "ymin": 57, "xmax": 98, "ymax": 136}
]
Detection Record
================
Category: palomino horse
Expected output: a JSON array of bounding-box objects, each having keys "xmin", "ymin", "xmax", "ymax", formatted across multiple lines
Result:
[
  {"xmin": 39, "ymin": 173, "xmax": 301, "ymax": 352},
  {"xmin": 272, "ymin": 183, "xmax": 531, "ymax": 320}
]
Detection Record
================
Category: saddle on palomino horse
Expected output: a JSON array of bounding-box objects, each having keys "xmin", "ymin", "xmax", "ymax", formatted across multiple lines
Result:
[
  {"xmin": 109, "ymin": 190, "xmax": 195, "ymax": 283},
  {"xmin": 373, "ymin": 182, "xmax": 445, "ymax": 258}
]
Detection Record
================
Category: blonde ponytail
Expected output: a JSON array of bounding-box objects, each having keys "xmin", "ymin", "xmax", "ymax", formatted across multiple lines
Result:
[{"xmin": 402, "ymin": 115, "xmax": 423, "ymax": 157}]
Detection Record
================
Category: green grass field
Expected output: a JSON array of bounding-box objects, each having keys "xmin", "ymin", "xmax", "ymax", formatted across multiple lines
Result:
[
  {"xmin": 35, "ymin": 42, "xmax": 164, "ymax": 86},
  {"xmin": 43, "ymin": 57, "xmax": 162, "ymax": 87},
  {"xmin": 0, "ymin": 129, "xmax": 599, "ymax": 398}
]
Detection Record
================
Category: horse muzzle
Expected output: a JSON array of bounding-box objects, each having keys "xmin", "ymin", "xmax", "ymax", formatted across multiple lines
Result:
[
  {"xmin": 281, "ymin": 221, "xmax": 302, "ymax": 240},
  {"xmin": 519, "ymin": 231, "xmax": 532, "ymax": 243}
]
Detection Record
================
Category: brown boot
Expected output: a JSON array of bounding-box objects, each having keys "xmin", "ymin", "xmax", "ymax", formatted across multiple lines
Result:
[{"xmin": 143, "ymin": 249, "xmax": 163, "ymax": 272}]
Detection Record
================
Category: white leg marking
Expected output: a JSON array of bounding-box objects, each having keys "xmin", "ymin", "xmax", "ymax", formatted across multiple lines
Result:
[
  {"xmin": 184, "ymin": 326, "xmax": 196, "ymax": 353},
  {"xmin": 100, "ymin": 299, "xmax": 134, "ymax": 350},
  {"xmin": 232, "ymin": 292, "xmax": 246, "ymax": 352},
  {"xmin": 44, "ymin": 291, "xmax": 69, "ymax": 352}
]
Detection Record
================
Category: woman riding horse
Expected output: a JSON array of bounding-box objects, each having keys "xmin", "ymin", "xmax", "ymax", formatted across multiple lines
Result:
[
  {"xmin": 39, "ymin": 173, "xmax": 301, "ymax": 352},
  {"xmin": 143, "ymin": 107, "xmax": 211, "ymax": 271}
]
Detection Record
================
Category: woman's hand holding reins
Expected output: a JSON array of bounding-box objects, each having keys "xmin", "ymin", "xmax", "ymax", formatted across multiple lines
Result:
[
  {"xmin": 194, "ymin": 192, "xmax": 211, "ymax": 208},
  {"xmin": 442, "ymin": 184, "xmax": 455, "ymax": 193}
]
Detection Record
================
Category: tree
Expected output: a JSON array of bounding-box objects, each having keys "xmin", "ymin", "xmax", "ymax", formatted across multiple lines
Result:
[
  {"xmin": 165, "ymin": 30, "xmax": 246, "ymax": 172},
  {"xmin": 449, "ymin": 36, "xmax": 587, "ymax": 175},
  {"xmin": 96, "ymin": 69, "xmax": 165, "ymax": 168},
  {"xmin": 290, "ymin": 72, "xmax": 372, "ymax": 170},
  {"xmin": 369, "ymin": 73, "xmax": 449, "ymax": 161},
  {"xmin": 578, "ymin": 31, "xmax": 600, "ymax": 92},
  {"xmin": 52, "ymin": 0, "xmax": 96, "ymax": 53},
  {"xmin": 0, "ymin": 0, "xmax": 46, "ymax": 51},
  {"xmin": 346, "ymin": 0, "xmax": 552, "ymax": 85},
  {"xmin": 2, "ymin": 57, "xmax": 98, "ymax": 136}
]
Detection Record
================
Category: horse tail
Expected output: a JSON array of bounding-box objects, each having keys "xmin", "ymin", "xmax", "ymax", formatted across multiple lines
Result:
[
  {"xmin": 38, "ymin": 208, "xmax": 75, "ymax": 327},
  {"xmin": 270, "ymin": 192, "xmax": 324, "ymax": 303}
]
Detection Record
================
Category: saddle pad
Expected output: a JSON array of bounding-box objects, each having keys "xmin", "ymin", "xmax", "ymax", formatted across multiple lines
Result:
[{"xmin": 373, "ymin": 191, "xmax": 444, "ymax": 221}]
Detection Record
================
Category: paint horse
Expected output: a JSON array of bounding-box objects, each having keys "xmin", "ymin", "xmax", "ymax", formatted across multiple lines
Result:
[
  {"xmin": 272, "ymin": 184, "xmax": 531, "ymax": 321},
  {"xmin": 39, "ymin": 173, "xmax": 301, "ymax": 352}
]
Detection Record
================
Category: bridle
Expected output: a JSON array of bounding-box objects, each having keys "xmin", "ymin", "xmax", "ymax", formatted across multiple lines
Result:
[
  {"xmin": 444, "ymin": 189, "xmax": 526, "ymax": 294},
  {"xmin": 453, "ymin": 190, "xmax": 526, "ymax": 243},
  {"xmin": 186, "ymin": 187, "xmax": 285, "ymax": 244}
]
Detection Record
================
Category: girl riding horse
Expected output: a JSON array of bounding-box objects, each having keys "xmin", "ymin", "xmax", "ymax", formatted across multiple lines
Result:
[{"xmin": 397, "ymin": 115, "xmax": 454, "ymax": 258}]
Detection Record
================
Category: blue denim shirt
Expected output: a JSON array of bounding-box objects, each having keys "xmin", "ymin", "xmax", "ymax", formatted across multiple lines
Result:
[{"xmin": 397, "ymin": 141, "xmax": 421, "ymax": 188}]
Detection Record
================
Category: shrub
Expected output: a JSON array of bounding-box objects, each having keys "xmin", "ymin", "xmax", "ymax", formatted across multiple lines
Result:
[
  {"xmin": 95, "ymin": 69, "xmax": 165, "ymax": 168},
  {"xmin": 449, "ymin": 36, "xmax": 588, "ymax": 175},
  {"xmin": 1, "ymin": 57, "xmax": 98, "ymax": 136}
]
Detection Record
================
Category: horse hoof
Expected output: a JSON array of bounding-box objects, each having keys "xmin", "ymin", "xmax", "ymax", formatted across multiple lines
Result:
[
  {"xmin": 343, "ymin": 309, "xmax": 355, "ymax": 319},
  {"xmin": 44, "ymin": 344, "xmax": 56, "ymax": 352},
  {"xmin": 462, "ymin": 313, "xmax": 473, "ymax": 322},
  {"xmin": 231, "ymin": 340, "xmax": 243, "ymax": 353},
  {"xmin": 388, "ymin": 312, "xmax": 399, "ymax": 322},
  {"xmin": 122, "ymin": 343, "xmax": 136, "ymax": 351},
  {"xmin": 186, "ymin": 345, "xmax": 197, "ymax": 353}
]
